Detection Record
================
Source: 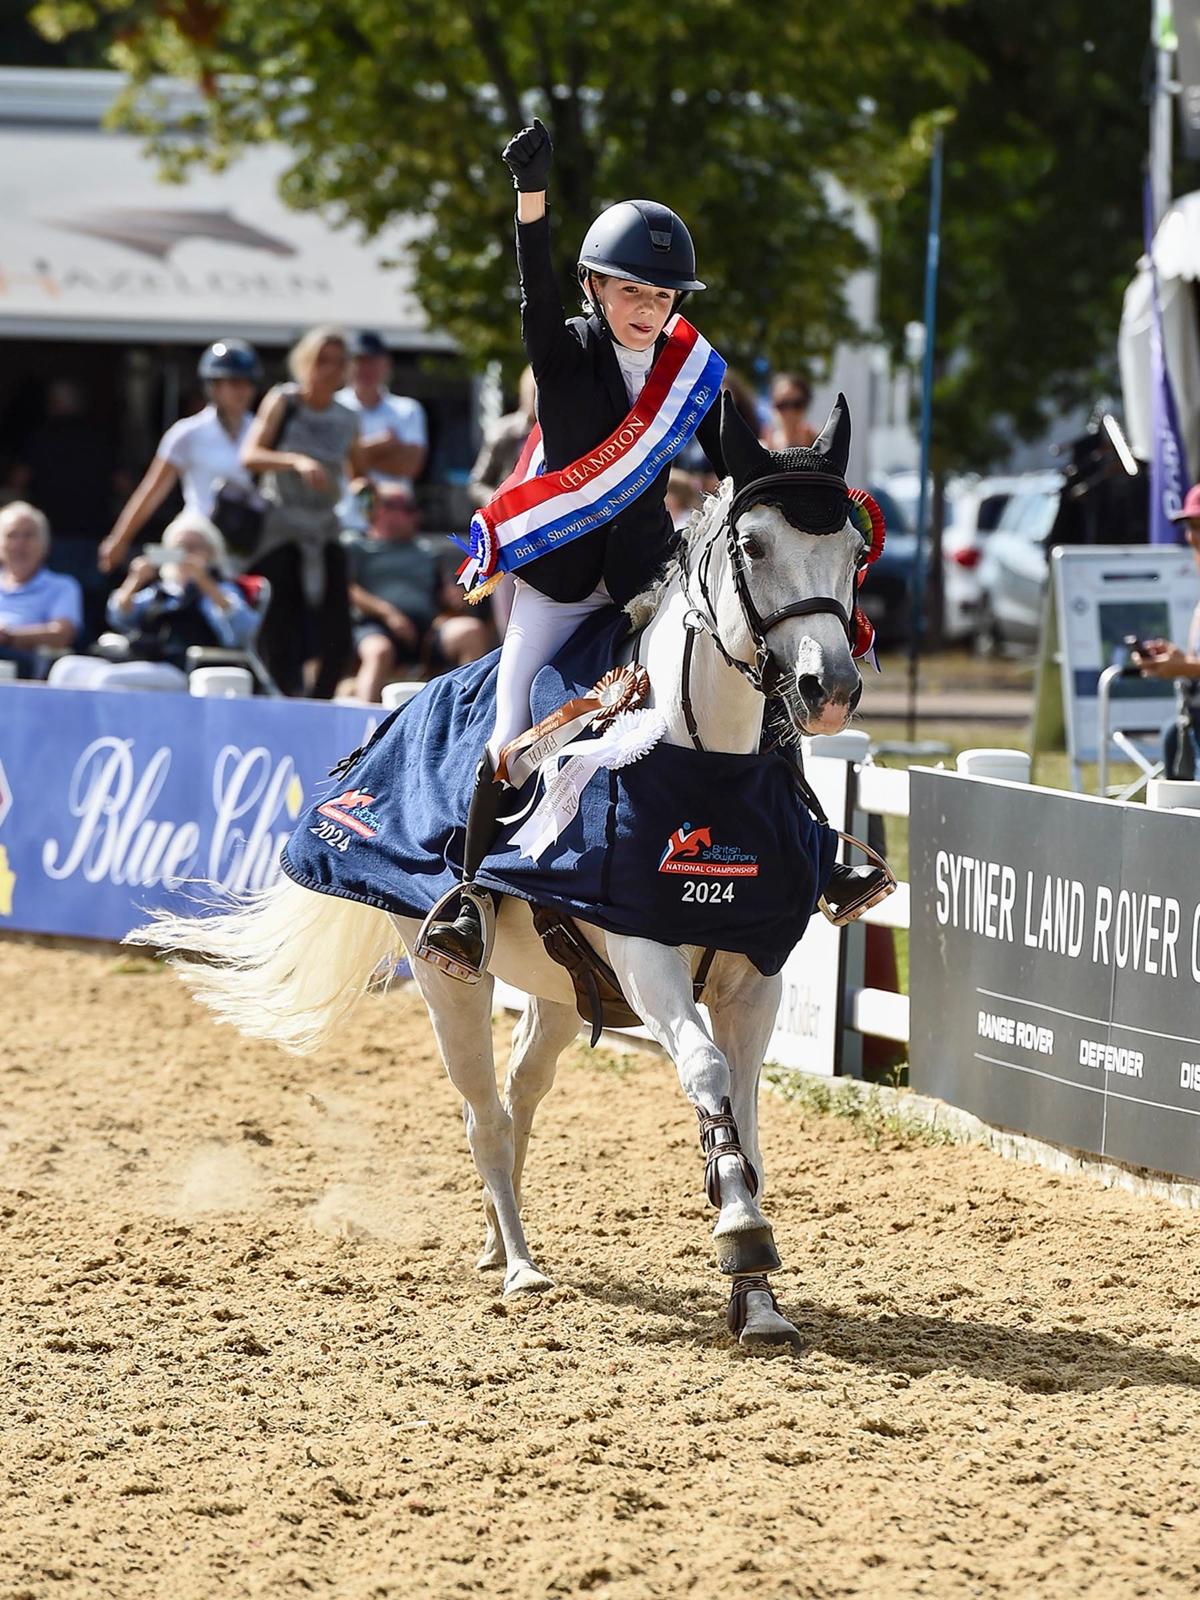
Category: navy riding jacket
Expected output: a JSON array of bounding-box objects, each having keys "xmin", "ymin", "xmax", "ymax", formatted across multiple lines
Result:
[{"xmin": 515, "ymin": 213, "xmax": 724, "ymax": 606}]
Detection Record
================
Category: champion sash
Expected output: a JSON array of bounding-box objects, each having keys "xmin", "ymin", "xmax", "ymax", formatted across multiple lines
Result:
[{"xmin": 457, "ymin": 316, "xmax": 725, "ymax": 593}]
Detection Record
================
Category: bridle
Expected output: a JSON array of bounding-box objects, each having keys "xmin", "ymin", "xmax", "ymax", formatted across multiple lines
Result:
[{"xmin": 677, "ymin": 470, "xmax": 871, "ymax": 706}]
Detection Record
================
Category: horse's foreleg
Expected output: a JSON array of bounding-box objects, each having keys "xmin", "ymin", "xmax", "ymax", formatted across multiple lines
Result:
[
  {"xmin": 708, "ymin": 961, "xmax": 800, "ymax": 1348},
  {"xmin": 409, "ymin": 959, "xmax": 551, "ymax": 1296},
  {"xmin": 478, "ymin": 996, "xmax": 579, "ymax": 1271},
  {"xmin": 605, "ymin": 936, "xmax": 779, "ymax": 1278}
]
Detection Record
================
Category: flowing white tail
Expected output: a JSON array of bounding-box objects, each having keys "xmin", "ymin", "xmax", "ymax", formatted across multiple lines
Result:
[{"xmin": 126, "ymin": 878, "xmax": 401, "ymax": 1055}]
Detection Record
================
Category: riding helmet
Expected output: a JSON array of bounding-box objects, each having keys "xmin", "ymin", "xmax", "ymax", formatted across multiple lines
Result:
[
  {"xmin": 198, "ymin": 338, "xmax": 263, "ymax": 383},
  {"xmin": 577, "ymin": 200, "xmax": 706, "ymax": 293}
]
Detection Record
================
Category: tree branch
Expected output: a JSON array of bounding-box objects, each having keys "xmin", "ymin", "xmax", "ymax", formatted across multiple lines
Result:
[{"xmin": 463, "ymin": 0, "xmax": 523, "ymax": 130}]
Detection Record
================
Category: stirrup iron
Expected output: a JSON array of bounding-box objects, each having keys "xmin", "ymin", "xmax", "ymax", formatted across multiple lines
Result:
[
  {"xmin": 819, "ymin": 831, "xmax": 897, "ymax": 927},
  {"xmin": 414, "ymin": 883, "xmax": 497, "ymax": 984}
]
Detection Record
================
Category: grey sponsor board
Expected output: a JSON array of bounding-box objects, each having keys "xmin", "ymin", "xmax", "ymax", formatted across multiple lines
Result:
[{"xmin": 910, "ymin": 769, "xmax": 1200, "ymax": 1179}]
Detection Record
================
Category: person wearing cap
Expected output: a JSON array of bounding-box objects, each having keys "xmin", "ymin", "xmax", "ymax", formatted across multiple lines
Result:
[
  {"xmin": 98, "ymin": 338, "xmax": 262, "ymax": 574},
  {"xmin": 1135, "ymin": 484, "xmax": 1200, "ymax": 775},
  {"xmin": 345, "ymin": 484, "xmax": 492, "ymax": 702},
  {"xmin": 421, "ymin": 115, "xmax": 726, "ymax": 974},
  {"xmin": 336, "ymin": 330, "xmax": 428, "ymax": 532}
]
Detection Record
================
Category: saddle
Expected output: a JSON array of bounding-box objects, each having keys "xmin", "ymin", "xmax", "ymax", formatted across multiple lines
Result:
[{"xmin": 532, "ymin": 904, "xmax": 715, "ymax": 1047}]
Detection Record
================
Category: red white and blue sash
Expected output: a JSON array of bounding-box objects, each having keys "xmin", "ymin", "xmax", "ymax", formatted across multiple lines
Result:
[{"xmin": 457, "ymin": 316, "xmax": 725, "ymax": 593}]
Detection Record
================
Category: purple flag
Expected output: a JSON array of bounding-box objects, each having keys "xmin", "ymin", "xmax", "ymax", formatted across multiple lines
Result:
[{"xmin": 1145, "ymin": 178, "xmax": 1191, "ymax": 543}]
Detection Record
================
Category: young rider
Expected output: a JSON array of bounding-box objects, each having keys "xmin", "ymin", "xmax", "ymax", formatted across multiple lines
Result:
[
  {"xmin": 423, "ymin": 119, "xmax": 888, "ymax": 972},
  {"xmin": 421, "ymin": 117, "xmax": 725, "ymax": 972}
]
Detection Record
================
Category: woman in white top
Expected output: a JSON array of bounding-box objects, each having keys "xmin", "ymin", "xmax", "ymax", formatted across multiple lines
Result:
[{"xmin": 98, "ymin": 339, "xmax": 262, "ymax": 574}]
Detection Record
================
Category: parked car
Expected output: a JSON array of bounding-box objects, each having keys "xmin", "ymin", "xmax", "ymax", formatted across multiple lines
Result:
[
  {"xmin": 941, "ymin": 475, "xmax": 1030, "ymax": 640},
  {"xmin": 861, "ymin": 482, "xmax": 914, "ymax": 645},
  {"xmin": 975, "ymin": 472, "xmax": 1065, "ymax": 651}
]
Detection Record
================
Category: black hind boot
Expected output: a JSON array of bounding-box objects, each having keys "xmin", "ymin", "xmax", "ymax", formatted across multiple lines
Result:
[{"xmin": 416, "ymin": 753, "xmax": 506, "ymax": 981}]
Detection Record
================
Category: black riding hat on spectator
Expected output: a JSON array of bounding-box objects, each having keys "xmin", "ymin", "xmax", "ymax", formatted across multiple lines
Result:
[
  {"xmin": 576, "ymin": 200, "xmax": 706, "ymax": 295},
  {"xmin": 198, "ymin": 338, "xmax": 263, "ymax": 382}
]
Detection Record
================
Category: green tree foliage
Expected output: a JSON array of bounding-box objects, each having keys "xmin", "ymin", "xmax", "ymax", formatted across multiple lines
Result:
[
  {"xmin": 30, "ymin": 0, "xmax": 965, "ymax": 376},
  {"xmin": 877, "ymin": 2, "xmax": 1147, "ymax": 470}
]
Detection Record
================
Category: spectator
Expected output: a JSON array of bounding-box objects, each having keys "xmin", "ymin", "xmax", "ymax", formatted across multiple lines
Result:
[
  {"xmin": 469, "ymin": 365, "xmax": 537, "ymax": 504},
  {"xmin": 50, "ymin": 511, "xmax": 258, "ymax": 693},
  {"xmin": 1135, "ymin": 484, "xmax": 1200, "ymax": 776},
  {"xmin": 665, "ymin": 468, "xmax": 703, "ymax": 532},
  {"xmin": 347, "ymin": 485, "xmax": 492, "ymax": 703},
  {"xmin": 0, "ymin": 501, "xmax": 82, "ymax": 678},
  {"xmin": 242, "ymin": 326, "xmax": 384, "ymax": 698},
  {"xmin": 768, "ymin": 372, "xmax": 818, "ymax": 450},
  {"xmin": 98, "ymin": 339, "xmax": 262, "ymax": 574},
  {"xmin": 337, "ymin": 330, "xmax": 429, "ymax": 533}
]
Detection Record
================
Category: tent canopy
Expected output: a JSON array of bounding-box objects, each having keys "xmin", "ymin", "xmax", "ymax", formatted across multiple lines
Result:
[{"xmin": 0, "ymin": 113, "xmax": 447, "ymax": 348}]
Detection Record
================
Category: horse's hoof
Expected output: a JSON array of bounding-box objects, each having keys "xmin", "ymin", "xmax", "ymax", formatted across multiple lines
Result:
[
  {"xmin": 503, "ymin": 1262, "xmax": 554, "ymax": 1297},
  {"xmin": 739, "ymin": 1315, "xmax": 803, "ymax": 1351},
  {"xmin": 713, "ymin": 1225, "xmax": 781, "ymax": 1276},
  {"xmin": 476, "ymin": 1238, "xmax": 505, "ymax": 1272}
]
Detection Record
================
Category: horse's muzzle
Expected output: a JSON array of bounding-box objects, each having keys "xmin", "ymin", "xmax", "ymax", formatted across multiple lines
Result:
[{"xmin": 793, "ymin": 667, "xmax": 861, "ymax": 734}]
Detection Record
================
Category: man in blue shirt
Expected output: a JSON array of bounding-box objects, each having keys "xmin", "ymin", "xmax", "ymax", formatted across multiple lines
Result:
[{"xmin": 0, "ymin": 502, "xmax": 83, "ymax": 678}]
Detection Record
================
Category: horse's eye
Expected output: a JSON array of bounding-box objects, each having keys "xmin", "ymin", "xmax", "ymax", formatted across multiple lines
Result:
[{"xmin": 741, "ymin": 536, "xmax": 764, "ymax": 561}]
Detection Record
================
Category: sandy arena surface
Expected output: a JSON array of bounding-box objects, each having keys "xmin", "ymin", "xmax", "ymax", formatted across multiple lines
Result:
[{"xmin": 3, "ymin": 935, "xmax": 1200, "ymax": 1599}]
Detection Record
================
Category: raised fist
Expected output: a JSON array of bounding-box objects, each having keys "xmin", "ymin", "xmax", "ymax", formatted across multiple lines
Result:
[{"xmin": 502, "ymin": 117, "xmax": 553, "ymax": 193}]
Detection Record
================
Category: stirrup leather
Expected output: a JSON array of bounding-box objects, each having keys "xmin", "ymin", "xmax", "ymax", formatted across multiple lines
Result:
[
  {"xmin": 414, "ymin": 884, "xmax": 497, "ymax": 984},
  {"xmin": 819, "ymin": 831, "xmax": 897, "ymax": 927}
]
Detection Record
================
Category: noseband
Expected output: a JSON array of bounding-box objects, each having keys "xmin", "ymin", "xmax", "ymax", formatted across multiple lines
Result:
[{"xmin": 679, "ymin": 471, "xmax": 866, "ymax": 697}]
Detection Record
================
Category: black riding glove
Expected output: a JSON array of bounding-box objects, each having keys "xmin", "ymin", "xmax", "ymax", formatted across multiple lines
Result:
[{"xmin": 502, "ymin": 118, "xmax": 553, "ymax": 192}]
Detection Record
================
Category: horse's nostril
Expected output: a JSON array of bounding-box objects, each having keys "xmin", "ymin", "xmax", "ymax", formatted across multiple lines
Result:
[
  {"xmin": 849, "ymin": 678, "xmax": 863, "ymax": 711},
  {"xmin": 795, "ymin": 673, "xmax": 823, "ymax": 705}
]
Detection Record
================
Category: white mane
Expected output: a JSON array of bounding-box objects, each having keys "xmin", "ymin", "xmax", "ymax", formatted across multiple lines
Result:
[{"xmin": 624, "ymin": 477, "xmax": 734, "ymax": 630}]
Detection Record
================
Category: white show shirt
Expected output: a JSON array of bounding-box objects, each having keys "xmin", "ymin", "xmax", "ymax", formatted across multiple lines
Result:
[
  {"xmin": 335, "ymin": 385, "xmax": 428, "ymax": 530},
  {"xmin": 157, "ymin": 405, "xmax": 253, "ymax": 517},
  {"xmin": 613, "ymin": 343, "xmax": 653, "ymax": 405}
]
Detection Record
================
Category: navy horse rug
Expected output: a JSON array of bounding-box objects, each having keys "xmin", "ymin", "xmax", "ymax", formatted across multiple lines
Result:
[{"xmin": 282, "ymin": 608, "xmax": 834, "ymax": 976}]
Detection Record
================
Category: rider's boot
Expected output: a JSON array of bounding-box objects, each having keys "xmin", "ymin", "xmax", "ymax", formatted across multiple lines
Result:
[
  {"xmin": 418, "ymin": 753, "xmax": 506, "ymax": 977},
  {"xmin": 820, "ymin": 860, "xmax": 895, "ymax": 926}
]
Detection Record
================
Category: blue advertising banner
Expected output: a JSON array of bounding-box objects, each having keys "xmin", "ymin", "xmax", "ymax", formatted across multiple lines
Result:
[{"xmin": 0, "ymin": 686, "xmax": 382, "ymax": 940}]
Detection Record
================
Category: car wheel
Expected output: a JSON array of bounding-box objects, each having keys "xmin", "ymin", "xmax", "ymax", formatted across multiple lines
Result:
[{"xmin": 973, "ymin": 608, "xmax": 1003, "ymax": 658}]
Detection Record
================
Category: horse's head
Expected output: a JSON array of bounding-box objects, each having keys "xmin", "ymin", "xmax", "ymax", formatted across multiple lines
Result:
[{"xmin": 709, "ymin": 390, "xmax": 874, "ymax": 736}]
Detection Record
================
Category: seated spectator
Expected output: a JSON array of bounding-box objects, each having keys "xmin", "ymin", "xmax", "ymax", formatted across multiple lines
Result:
[
  {"xmin": 0, "ymin": 501, "xmax": 82, "ymax": 679},
  {"xmin": 346, "ymin": 486, "xmax": 492, "ymax": 702},
  {"xmin": 1135, "ymin": 485, "xmax": 1200, "ymax": 776},
  {"xmin": 50, "ymin": 512, "xmax": 257, "ymax": 693}
]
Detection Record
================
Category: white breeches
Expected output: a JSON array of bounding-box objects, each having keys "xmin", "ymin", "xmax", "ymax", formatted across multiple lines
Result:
[{"xmin": 486, "ymin": 578, "xmax": 613, "ymax": 762}]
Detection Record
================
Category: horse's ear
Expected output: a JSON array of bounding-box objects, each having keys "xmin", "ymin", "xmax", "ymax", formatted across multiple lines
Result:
[
  {"xmin": 719, "ymin": 389, "xmax": 770, "ymax": 488},
  {"xmin": 813, "ymin": 391, "xmax": 851, "ymax": 476}
]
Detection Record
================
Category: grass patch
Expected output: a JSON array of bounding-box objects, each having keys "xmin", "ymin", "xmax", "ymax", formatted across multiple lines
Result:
[
  {"xmin": 107, "ymin": 954, "xmax": 163, "ymax": 977},
  {"xmin": 566, "ymin": 1042, "xmax": 641, "ymax": 1078},
  {"xmin": 765, "ymin": 1064, "xmax": 960, "ymax": 1151}
]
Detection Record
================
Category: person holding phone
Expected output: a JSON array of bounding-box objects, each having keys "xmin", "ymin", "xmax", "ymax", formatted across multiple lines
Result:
[{"xmin": 1134, "ymin": 484, "xmax": 1200, "ymax": 776}]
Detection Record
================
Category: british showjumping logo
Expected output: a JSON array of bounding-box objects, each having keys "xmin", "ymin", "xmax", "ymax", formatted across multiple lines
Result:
[
  {"xmin": 658, "ymin": 823, "xmax": 759, "ymax": 877},
  {"xmin": 316, "ymin": 789, "xmax": 383, "ymax": 840}
]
